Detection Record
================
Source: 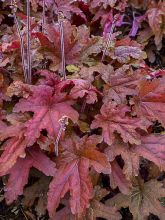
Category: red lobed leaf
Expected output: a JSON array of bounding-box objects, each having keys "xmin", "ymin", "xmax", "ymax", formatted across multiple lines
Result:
[
  {"xmin": 4, "ymin": 146, "xmax": 56, "ymax": 204},
  {"xmin": 13, "ymin": 84, "xmax": 79, "ymax": 145},
  {"xmin": 133, "ymin": 134, "xmax": 165, "ymax": 171},
  {"xmin": 48, "ymin": 158, "xmax": 92, "ymax": 218},
  {"xmin": 110, "ymin": 160, "xmax": 132, "ymax": 194},
  {"xmin": 52, "ymin": 0, "xmax": 86, "ymax": 20},
  {"xmin": 70, "ymin": 79, "xmax": 100, "ymax": 104},
  {"xmin": 35, "ymin": 21, "xmax": 91, "ymax": 71},
  {"xmin": 146, "ymin": 1, "xmax": 165, "ymax": 50},
  {"xmin": 105, "ymin": 141, "xmax": 140, "ymax": 180},
  {"xmin": 136, "ymin": 76, "xmax": 165, "ymax": 127},
  {"xmin": 102, "ymin": 67, "xmax": 142, "ymax": 104},
  {"xmin": 0, "ymin": 119, "xmax": 29, "ymax": 176},
  {"xmin": 47, "ymin": 134, "xmax": 111, "ymax": 218},
  {"xmin": 60, "ymin": 134, "xmax": 111, "ymax": 174},
  {"xmin": 91, "ymin": 102, "xmax": 150, "ymax": 145}
]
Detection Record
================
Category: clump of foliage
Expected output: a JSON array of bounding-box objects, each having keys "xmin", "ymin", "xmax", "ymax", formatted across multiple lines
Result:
[{"xmin": 0, "ymin": 0, "xmax": 165, "ymax": 219}]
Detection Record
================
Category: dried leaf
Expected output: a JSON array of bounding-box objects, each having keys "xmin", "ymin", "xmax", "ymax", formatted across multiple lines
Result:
[
  {"xmin": 106, "ymin": 179, "xmax": 165, "ymax": 220},
  {"xmin": 23, "ymin": 175, "xmax": 51, "ymax": 217},
  {"xmin": 106, "ymin": 141, "xmax": 140, "ymax": 179},
  {"xmin": 79, "ymin": 63, "xmax": 114, "ymax": 83},
  {"xmin": 86, "ymin": 186, "xmax": 121, "ymax": 220}
]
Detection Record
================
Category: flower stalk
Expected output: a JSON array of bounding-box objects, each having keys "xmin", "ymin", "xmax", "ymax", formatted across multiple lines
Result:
[
  {"xmin": 26, "ymin": 0, "xmax": 32, "ymax": 84},
  {"xmin": 42, "ymin": 0, "xmax": 46, "ymax": 32},
  {"xmin": 54, "ymin": 116, "xmax": 68, "ymax": 156},
  {"xmin": 102, "ymin": 15, "xmax": 118, "ymax": 62},
  {"xmin": 58, "ymin": 12, "xmax": 66, "ymax": 80},
  {"xmin": 11, "ymin": 0, "xmax": 28, "ymax": 83}
]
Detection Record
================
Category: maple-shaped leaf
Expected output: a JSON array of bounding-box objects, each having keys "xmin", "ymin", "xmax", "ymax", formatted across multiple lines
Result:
[
  {"xmin": 86, "ymin": 185, "xmax": 121, "ymax": 220},
  {"xmin": 110, "ymin": 160, "xmax": 132, "ymax": 194},
  {"xmin": 90, "ymin": 0, "xmax": 118, "ymax": 9},
  {"xmin": 135, "ymin": 77, "xmax": 165, "ymax": 127},
  {"xmin": 80, "ymin": 36, "xmax": 104, "ymax": 64},
  {"xmin": 29, "ymin": 0, "xmax": 56, "ymax": 11},
  {"xmin": 146, "ymin": 1, "xmax": 165, "ymax": 50},
  {"xmin": 0, "ymin": 134, "xmax": 28, "ymax": 176},
  {"xmin": 106, "ymin": 133, "xmax": 165, "ymax": 179},
  {"xmin": 103, "ymin": 37, "xmax": 147, "ymax": 64},
  {"xmin": 4, "ymin": 146, "xmax": 56, "ymax": 204},
  {"xmin": 47, "ymin": 134, "xmax": 111, "ymax": 218},
  {"xmin": 6, "ymin": 80, "xmax": 32, "ymax": 98},
  {"xmin": 36, "ymin": 70, "xmax": 100, "ymax": 104},
  {"xmin": 13, "ymin": 84, "xmax": 79, "ymax": 145},
  {"xmin": 36, "ymin": 70, "xmax": 63, "ymax": 87},
  {"xmin": 79, "ymin": 63, "xmax": 114, "ymax": 83},
  {"xmin": 70, "ymin": 79, "xmax": 100, "ymax": 104},
  {"xmin": 91, "ymin": 102, "xmax": 150, "ymax": 145},
  {"xmin": 36, "ymin": 70, "xmax": 75, "ymax": 95},
  {"xmin": 105, "ymin": 141, "xmax": 140, "ymax": 180},
  {"xmin": 48, "ymin": 159, "xmax": 92, "ymax": 218},
  {"xmin": 102, "ymin": 67, "xmax": 142, "ymax": 104},
  {"xmin": 106, "ymin": 179, "xmax": 165, "ymax": 220},
  {"xmin": 31, "ymin": 0, "xmax": 86, "ymax": 19},
  {"xmin": 35, "ymin": 21, "xmax": 91, "ymax": 71},
  {"xmin": 0, "ymin": 115, "xmax": 30, "ymax": 175},
  {"xmin": 90, "ymin": 8, "xmax": 112, "ymax": 28},
  {"xmin": 133, "ymin": 134, "xmax": 165, "ymax": 171},
  {"xmin": 60, "ymin": 134, "xmax": 111, "ymax": 174},
  {"xmin": 109, "ymin": 45, "xmax": 147, "ymax": 63},
  {"xmin": 52, "ymin": 0, "xmax": 86, "ymax": 20},
  {"xmin": 89, "ymin": 1, "xmax": 127, "ymax": 27}
]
